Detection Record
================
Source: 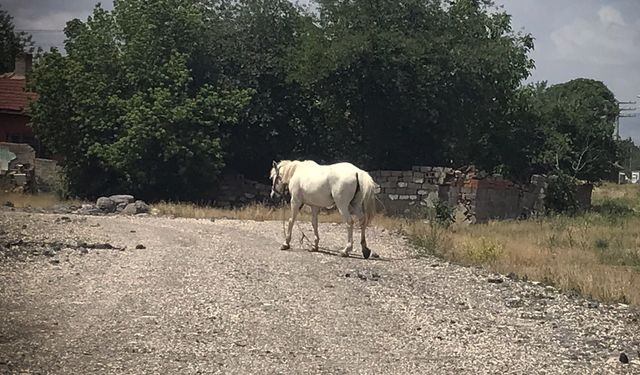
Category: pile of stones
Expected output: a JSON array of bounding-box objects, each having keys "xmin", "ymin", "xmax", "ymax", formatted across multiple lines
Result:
[{"xmin": 94, "ymin": 194, "xmax": 150, "ymax": 215}]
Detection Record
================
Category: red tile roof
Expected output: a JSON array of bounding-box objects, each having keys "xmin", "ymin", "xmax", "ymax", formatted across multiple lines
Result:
[{"xmin": 0, "ymin": 73, "xmax": 37, "ymax": 112}]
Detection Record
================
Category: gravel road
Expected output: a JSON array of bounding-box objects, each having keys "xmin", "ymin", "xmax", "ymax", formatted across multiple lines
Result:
[{"xmin": 1, "ymin": 210, "xmax": 639, "ymax": 374}]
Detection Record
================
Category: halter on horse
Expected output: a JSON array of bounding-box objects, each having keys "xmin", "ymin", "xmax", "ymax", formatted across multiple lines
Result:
[{"xmin": 270, "ymin": 160, "xmax": 378, "ymax": 259}]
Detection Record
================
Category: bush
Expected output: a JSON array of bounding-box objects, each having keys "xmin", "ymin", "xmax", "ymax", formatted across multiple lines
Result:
[
  {"xmin": 462, "ymin": 237, "xmax": 504, "ymax": 264},
  {"xmin": 544, "ymin": 174, "xmax": 580, "ymax": 214},
  {"xmin": 592, "ymin": 198, "xmax": 636, "ymax": 218}
]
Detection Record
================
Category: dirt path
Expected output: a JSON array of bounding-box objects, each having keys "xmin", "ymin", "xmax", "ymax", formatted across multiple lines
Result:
[{"xmin": 1, "ymin": 211, "xmax": 639, "ymax": 374}]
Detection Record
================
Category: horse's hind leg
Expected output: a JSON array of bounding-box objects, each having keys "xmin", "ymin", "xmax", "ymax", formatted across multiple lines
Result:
[
  {"xmin": 354, "ymin": 209, "xmax": 372, "ymax": 259},
  {"xmin": 359, "ymin": 220, "xmax": 371, "ymax": 259},
  {"xmin": 336, "ymin": 204, "xmax": 353, "ymax": 257},
  {"xmin": 310, "ymin": 207, "xmax": 320, "ymax": 252}
]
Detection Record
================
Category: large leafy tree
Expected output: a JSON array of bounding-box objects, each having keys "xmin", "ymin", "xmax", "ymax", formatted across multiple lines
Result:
[
  {"xmin": 202, "ymin": 0, "xmax": 324, "ymax": 178},
  {"xmin": 0, "ymin": 5, "xmax": 34, "ymax": 73},
  {"xmin": 617, "ymin": 138, "xmax": 640, "ymax": 174},
  {"xmin": 535, "ymin": 79, "xmax": 619, "ymax": 182},
  {"xmin": 290, "ymin": 0, "xmax": 534, "ymax": 170},
  {"xmin": 29, "ymin": 0, "xmax": 252, "ymax": 200}
]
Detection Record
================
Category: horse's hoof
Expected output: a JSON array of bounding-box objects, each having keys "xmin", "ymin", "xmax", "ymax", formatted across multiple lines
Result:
[
  {"xmin": 340, "ymin": 251, "xmax": 350, "ymax": 257},
  {"xmin": 371, "ymin": 252, "xmax": 380, "ymax": 259},
  {"xmin": 280, "ymin": 244, "xmax": 290, "ymax": 250},
  {"xmin": 362, "ymin": 247, "xmax": 371, "ymax": 259},
  {"xmin": 308, "ymin": 245, "xmax": 319, "ymax": 252}
]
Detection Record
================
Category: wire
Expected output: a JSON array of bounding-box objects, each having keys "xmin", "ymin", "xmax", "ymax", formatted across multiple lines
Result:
[{"xmin": 16, "ymin": 29, "xmax": 64, "ymax": 33}]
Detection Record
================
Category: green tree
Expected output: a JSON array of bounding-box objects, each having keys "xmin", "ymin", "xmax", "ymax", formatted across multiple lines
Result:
[
  {"xmin": 0, "ymin": 5, "xmax": 34, "ymax": 73},
  {"xmin": 616, "ymin": 138, "xmax": 640, "ymax": 175},
  {"xmin": 202, "ymin": 0, "xmax": 324, "ymax": 178},
  {"xmin": 536, "ymin": 79, "xmax": 619, "ymax": 182},
  {"xmin": 290, "ymin": 0, "xmax": 534, "ymax": 170},
  {"xmin": 29, "ymin": 0, "xmax": 252, "ymax": 200}
]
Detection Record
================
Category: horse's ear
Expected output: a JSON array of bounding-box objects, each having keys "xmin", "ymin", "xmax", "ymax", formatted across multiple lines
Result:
[{"xmin": 272, "ymin": 160, "xmax": 278, "ymax": 169}]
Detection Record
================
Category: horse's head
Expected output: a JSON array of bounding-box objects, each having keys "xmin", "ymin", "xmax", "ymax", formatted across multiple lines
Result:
[{"xmin": 270, "ymin": 160, "xmax": 285, "ymax": 200}]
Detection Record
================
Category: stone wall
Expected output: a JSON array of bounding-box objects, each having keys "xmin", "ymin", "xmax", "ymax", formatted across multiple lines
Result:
[
  {"xmin": 215, "ymin": 174, "xmax": 272, "ymax": 207},
  {"xmin": 199, "ymin": 167, "xmax": 593, "ymax": 223},
  {"xmin": 371, "ymin": 166, "xmax": 590, "ymax": 223},
  {"xmin": 0, "ymin": 143, "xmax": 60, "ymax": 192},
  {"xmin": 368, "ymin": 167, "xmax": 461, "ymax": 216},
  {"xmin": 0, "ymin": 142, "xmax": 35, "ymax": 168},
  {"xmin": 34, "ymin": 158, "xmax": 61, "ymax": 192}
]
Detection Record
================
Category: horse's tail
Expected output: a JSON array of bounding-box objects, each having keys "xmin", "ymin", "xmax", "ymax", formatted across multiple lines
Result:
[{"xmin": 354, "ymin": 170, "xmax": 377, "ymax": 227}]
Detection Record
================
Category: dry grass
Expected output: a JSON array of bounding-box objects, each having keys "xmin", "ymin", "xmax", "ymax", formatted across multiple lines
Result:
[
  {"xmin": 592, "ymin": 182, "xmax": 640, "ymax": 211},
  {"xmin": 404, "ymin": 183, "xmax": 640, "ymax": 305},
  {"xmin": 0, "ymin": 192, "xmax": 85, "ymax": 208},
  {"xmin": 152, "ymin": 201, "xmax": 345, "ymax": 223}
]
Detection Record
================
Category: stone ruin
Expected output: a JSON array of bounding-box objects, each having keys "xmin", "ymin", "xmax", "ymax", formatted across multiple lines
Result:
[
  {"xmin": 217, "ymin": 166, "xmax": 593, "ymax": 224},
  {"xmin": 370, "ymin": 166, "xmax": 592, "ymax": 223},
  {"xmin": 214, "ymin": 174, "xmax": 272, "ymax": 207},
  {"xmin": 0, "ymin": 142, "xmax": 36, "ymax": 193},
  {"xmin": 0, "ymin": 142, "xmax": 60, "ymax": 193}
]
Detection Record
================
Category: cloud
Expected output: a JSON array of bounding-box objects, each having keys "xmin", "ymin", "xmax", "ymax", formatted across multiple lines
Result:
[
  {"xmin": 17, "ymin": 11, "xmax": 93, "ymax": 30},
  {"xmin": 550, "ymin": 5, "xmax": 640, "ymax": 66},
  {"xmin": 598, "ymin": 5, "xmax": 626, "ymax": 27}
]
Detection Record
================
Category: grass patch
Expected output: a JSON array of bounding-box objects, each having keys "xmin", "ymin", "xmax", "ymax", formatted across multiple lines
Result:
[
  {"xmin": 152, "ymin": 201, "xmax": 346, "ymax": 223},
  {"xmin": 406, "ymin": 182, "xmax": 640, "ymax": 305},
  {"xmin": 0, "ymin": 192, "xmax": 85, "ymax": 208}
]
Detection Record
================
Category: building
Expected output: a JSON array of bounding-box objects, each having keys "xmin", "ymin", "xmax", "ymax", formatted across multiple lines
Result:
[{"xmin": 0, "ymin": 53, "xmax": 42, "ymax": 155}]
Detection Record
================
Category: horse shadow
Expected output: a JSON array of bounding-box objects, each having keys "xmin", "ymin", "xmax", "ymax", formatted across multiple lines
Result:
[{"xmin": 284, "ymin": 246, "xmax": 391, "ymax": 262}]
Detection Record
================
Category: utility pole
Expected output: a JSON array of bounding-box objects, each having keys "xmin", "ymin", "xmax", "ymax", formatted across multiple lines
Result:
[{"xmin": 616, "ymin": 100, "xmax": 637, "ymax": 140}]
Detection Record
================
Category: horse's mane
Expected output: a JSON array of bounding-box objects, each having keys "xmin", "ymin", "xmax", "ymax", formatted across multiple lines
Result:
[{"xmin": 274, "ymin": 160, "xmax": 305, "ymax": 184}]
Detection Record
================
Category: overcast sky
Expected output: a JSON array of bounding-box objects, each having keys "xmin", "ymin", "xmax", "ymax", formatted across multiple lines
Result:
[{"xmin": 4, "ymin": 0, "xmax": 640, "ymax": 142}]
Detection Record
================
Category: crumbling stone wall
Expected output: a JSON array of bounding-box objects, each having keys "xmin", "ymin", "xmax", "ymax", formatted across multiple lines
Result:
[
  {"xmin": 371, "ymin": 166, "xmax": 590, "ymax": 223},
  {"xmin": 34, "ymin": 158, "xmax": 61, "ymax": 192},
  {"xmin": 0, "ymin": 142, "xmax": 35, "ymax": 169},
  {"xmin": 215, "ymin": 174, "xmax": 272, "ymax": 207},
  {"xmin": 211, "ymin": 167, "xmax": 593, "ymax": 223},
  {"xmin": 0, "ymin": 143, "xmax": 60, "ymax": 193},
  {"xmin": 368, "ymin": 167, "xmax": 462, "ymax": 216}
]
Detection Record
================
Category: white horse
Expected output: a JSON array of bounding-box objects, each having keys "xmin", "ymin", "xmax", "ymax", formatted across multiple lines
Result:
[{"xmin": 270, "ymin": 160, "xmax": 378, "ymax": 259}]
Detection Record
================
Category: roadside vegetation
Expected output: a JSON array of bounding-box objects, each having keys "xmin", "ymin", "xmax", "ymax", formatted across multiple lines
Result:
[
  {"xmin": 407, "ymin": 183, "xmax": 640, "ymax": 305},
  {"xmin": 3, "ymin": 183, "xmax": 640, "ymax": 305}
]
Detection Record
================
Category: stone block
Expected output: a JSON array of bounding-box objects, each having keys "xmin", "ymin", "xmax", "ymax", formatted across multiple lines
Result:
[
  {"xmin": 397, "ymin": 182, "xmax": 408, "ymax": 188},
  {"xmin": 399, "ymin": 195, "xmax": 410, "ymax": 200},
  {"xmin": 381, "ymin": 181, "xmax": 394, "ymax": 188},
  {"xmin": 391, "ymin": 171, "xmax": 403, "ymax": 177},
  {"xmin": 413, "ymin": 177, "xmax": 425, "ymax": 184},
  {"xmin": 388, "ymin": 194, "xmax": 399, "ymax": 201}
]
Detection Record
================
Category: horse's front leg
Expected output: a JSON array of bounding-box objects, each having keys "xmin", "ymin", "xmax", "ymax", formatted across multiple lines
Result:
[
  {"xmin": 281, "ymin": 200, "xmax": 301, "ymax": 250},
  {"xmin": 310, "ymin": 207, "xmax": 320, "ymax": 252}
]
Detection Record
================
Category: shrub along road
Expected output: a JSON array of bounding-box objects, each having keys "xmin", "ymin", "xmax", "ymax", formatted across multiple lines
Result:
[{"xmin": 1, "ymin": 210, "xmax": 639, "ymax": 374}]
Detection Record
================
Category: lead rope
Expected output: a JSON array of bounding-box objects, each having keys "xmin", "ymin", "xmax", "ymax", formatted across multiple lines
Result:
[{"xmin": 279, "ymin": 199, "xmax": 336, "ymax": 251}]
